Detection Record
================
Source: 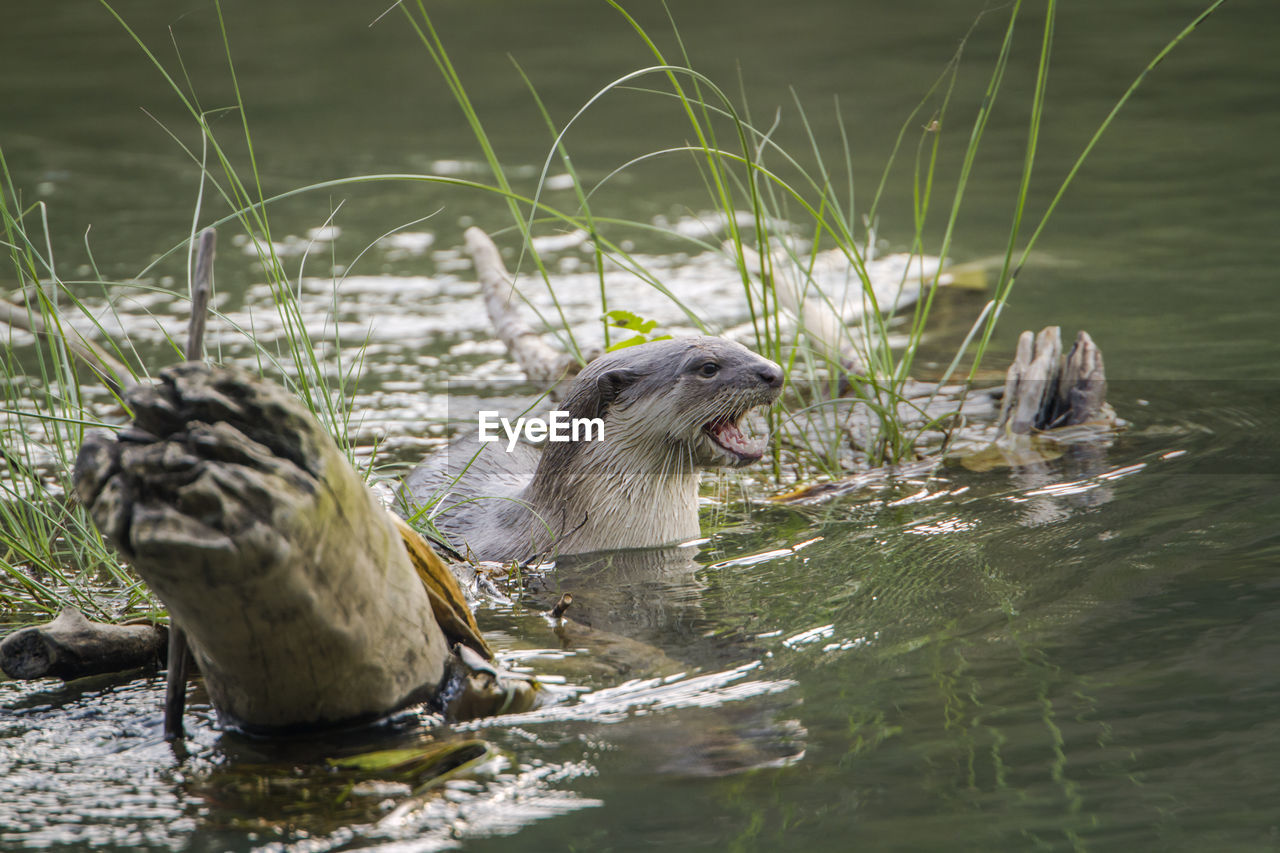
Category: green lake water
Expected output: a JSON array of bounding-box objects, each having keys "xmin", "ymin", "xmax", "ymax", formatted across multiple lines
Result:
[{"xmin": 2, "ymin": 0, "xmax": 1279, "ymax": 850}]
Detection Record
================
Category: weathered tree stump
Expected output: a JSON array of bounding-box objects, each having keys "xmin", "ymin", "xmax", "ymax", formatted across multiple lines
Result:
[
  {"xmin": 72, "ymin": 363, "xmax": 455, "ymax": 732},
  {"xmin": 998, "ymin": 326, "xmax": 1109, "ymax": 434},
  {"xmin": 0, "ymin": 607, "xmax": 167, "ymax": 681}
]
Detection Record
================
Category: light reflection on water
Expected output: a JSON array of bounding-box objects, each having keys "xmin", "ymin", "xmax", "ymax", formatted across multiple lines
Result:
[
  {"xmin": 1, "ymin": 226, "xmax": 952, "ymax": 472},
  {"xmin": 2, "ymin": 387, "xmax": 1278, "ymax": 849},
  {"xmin": 0, "ymin": 676, "xmax": 203, "ymax": 849},
  {"xmin": 0, "ymin": 639, "xmax": 801, "ymax": 850}
]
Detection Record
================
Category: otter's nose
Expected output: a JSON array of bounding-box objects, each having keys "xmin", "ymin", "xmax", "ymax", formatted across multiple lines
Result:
[{"xmin": 757, "ymin": 361, "xmax": 784, "ymax": 389}]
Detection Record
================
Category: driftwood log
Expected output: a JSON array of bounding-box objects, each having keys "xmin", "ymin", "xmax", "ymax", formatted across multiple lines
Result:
[
  {"xmin": 0, "ymin": 293, "xmax": 133, "ymax": 393},
  {"xmin": 462, "ymin": 228, "xmax": 1112, "ymax": 456},
  {"xmin": 0, "ymin": 607, "xmax": 167, "ymax": 680},
  {"xmin": 1, "ymin": 226, "xmax": 538, "ymax": 730},
  {"xmin": 463, "ymin": 226, "xmax": 600, "ymax": 392},
  {"xmin": 71, "ymin": 362, "xmax": 483, "ymax": 732},
  {"xmin": 997, "ymin": 326, "xmax": 1109, "ymax": 434}
]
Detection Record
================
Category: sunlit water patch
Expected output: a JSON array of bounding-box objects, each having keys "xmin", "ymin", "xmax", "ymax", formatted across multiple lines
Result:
[
  {"xmin": 4, "ymin": 219, "xmax": 959, "ymax": 489},
  {"xmin": 0, "ymin": 675, "xmax": 209, "ymax": 849},
  {"xmin": 0, "ymin": 602, "xmax": 804, "ymax": 850}
]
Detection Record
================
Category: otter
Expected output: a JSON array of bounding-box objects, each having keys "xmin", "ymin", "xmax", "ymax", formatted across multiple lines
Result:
[{"xmin": 397, "ymin": 337, "xmax": 783, "ymax": 563}]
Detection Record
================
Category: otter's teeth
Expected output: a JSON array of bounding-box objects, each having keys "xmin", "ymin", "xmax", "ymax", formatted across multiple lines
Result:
[{"xmin": 709, "ymin": 418, "xmax": 767, "ymax": 459}]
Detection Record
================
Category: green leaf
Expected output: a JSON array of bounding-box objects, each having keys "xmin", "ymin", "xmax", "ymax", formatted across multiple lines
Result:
[
  {"xmin": 326, "ymin": 739, "xmax": 489, "ymax": 779},
  {"xmin": 607, "ymin": 332, "xmax": 671, "ymax": 352},
  {"xmin": 603, "ymin": 309, "xmax": 658, "ymax": 334}
]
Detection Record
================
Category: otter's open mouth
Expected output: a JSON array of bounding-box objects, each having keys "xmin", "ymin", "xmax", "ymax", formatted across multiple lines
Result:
[{"xmin": 704, "ymin": 410, "xmax": 769, "ymax": 462}]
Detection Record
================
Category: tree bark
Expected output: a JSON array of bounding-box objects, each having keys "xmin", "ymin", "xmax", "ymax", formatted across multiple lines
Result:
[
  {"xmin": 0, "ymin": 608, "xmax": 166, "ymax": 681},
  {"xmin": 0, "ymin": 296, "xmax": 133, "ymax": 393},
  {"xmin": 72, "ymin": 362, "xmax": 454, "ymax": 732},
  {"xmin": 997, "ymin": 326, "xmax": 1110, "ymax": 434},
  {"xmin": 463, "ymin": 226, "xmax": 599, "ymax": 390}
]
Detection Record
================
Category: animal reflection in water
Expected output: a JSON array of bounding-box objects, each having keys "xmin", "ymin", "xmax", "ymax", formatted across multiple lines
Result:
[
  {"xmin": 397, "ymin": 323, "xmax": 1117, "ymax": 775},
  {"xmin": 472, "ymin": 542, "xmax": 808, "ymax": 778}
]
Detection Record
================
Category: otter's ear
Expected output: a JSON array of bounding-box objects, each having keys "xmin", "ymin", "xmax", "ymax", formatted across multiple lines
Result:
[
  {"xmin": 591, "ymin": 368, "xmax": 639, "ymax": 419},
  {"xmin": 562, "ymin": 366, "xmax": 640, "ymax": 421}
]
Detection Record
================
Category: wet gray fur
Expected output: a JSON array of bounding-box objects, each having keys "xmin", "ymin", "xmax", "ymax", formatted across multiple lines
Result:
[{"xmin": 397, "ymin": 337, "xmax": 782, "ymax": 563}]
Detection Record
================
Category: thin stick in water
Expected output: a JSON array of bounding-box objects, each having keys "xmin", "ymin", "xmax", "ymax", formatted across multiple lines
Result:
[
  {"xmin": 165, "ymin": 226, "xmax": 215, "ymax": 743},
  {"xmin": 185, "ymin": 227, "xmax": 216, "ymax": 362},
  {"xmin": 550, "ymin": 593, "xmax": 574, "ymax": 619}
]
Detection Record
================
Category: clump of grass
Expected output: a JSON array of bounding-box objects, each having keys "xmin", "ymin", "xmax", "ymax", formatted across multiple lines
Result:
[
  {"xmin": 0, "ymin": 156, "xmax": 150, "ymax": 618},
  {"xmin": 0, "ymin": 0, "xmax": 1226, "ymax": 615},
  {"xmin": 0, "ymin": 2, "xmax": 381, "ymax": 617},
  {"xmin": 397, "ymin": 0, "xmax": 1225, "ymax": 478}
]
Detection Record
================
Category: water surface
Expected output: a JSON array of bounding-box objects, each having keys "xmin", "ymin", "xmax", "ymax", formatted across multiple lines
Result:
[{"xmin": 2, "ymin": 0, "xmax": 1278, "ymax": 850}]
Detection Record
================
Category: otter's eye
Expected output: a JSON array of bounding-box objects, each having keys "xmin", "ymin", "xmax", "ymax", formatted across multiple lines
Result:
[{"xmin": 697, "ymin": 361, "xmax": 720, "ymax": 378}]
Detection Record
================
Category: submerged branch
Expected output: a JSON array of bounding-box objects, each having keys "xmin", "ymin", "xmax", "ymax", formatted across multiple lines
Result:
[
  {"xmin": 0, "ymin": 607, "xmax": 167, "ymax": 681},
  {"xmin": 0, "ymin": 296, "xmax": 133, "ymax": 393},
  {"xmin": 464, "ymin": 227, "xmax": 600, "ymax": 391}
]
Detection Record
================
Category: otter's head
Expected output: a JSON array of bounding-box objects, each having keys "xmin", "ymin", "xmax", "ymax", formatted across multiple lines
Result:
[{"xmin": 558, "ymin": 337, "xmax": 783, "ymax": 470}]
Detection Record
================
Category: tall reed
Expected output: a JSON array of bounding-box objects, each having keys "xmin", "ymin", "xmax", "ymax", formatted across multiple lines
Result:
[
  {"xmin": 0, "ymin": 0, "xmax": 1226, "ymax": 615},
  {"xmin": 397, "ymin": 0, "xmax": 1224, "ymax": 473}
]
